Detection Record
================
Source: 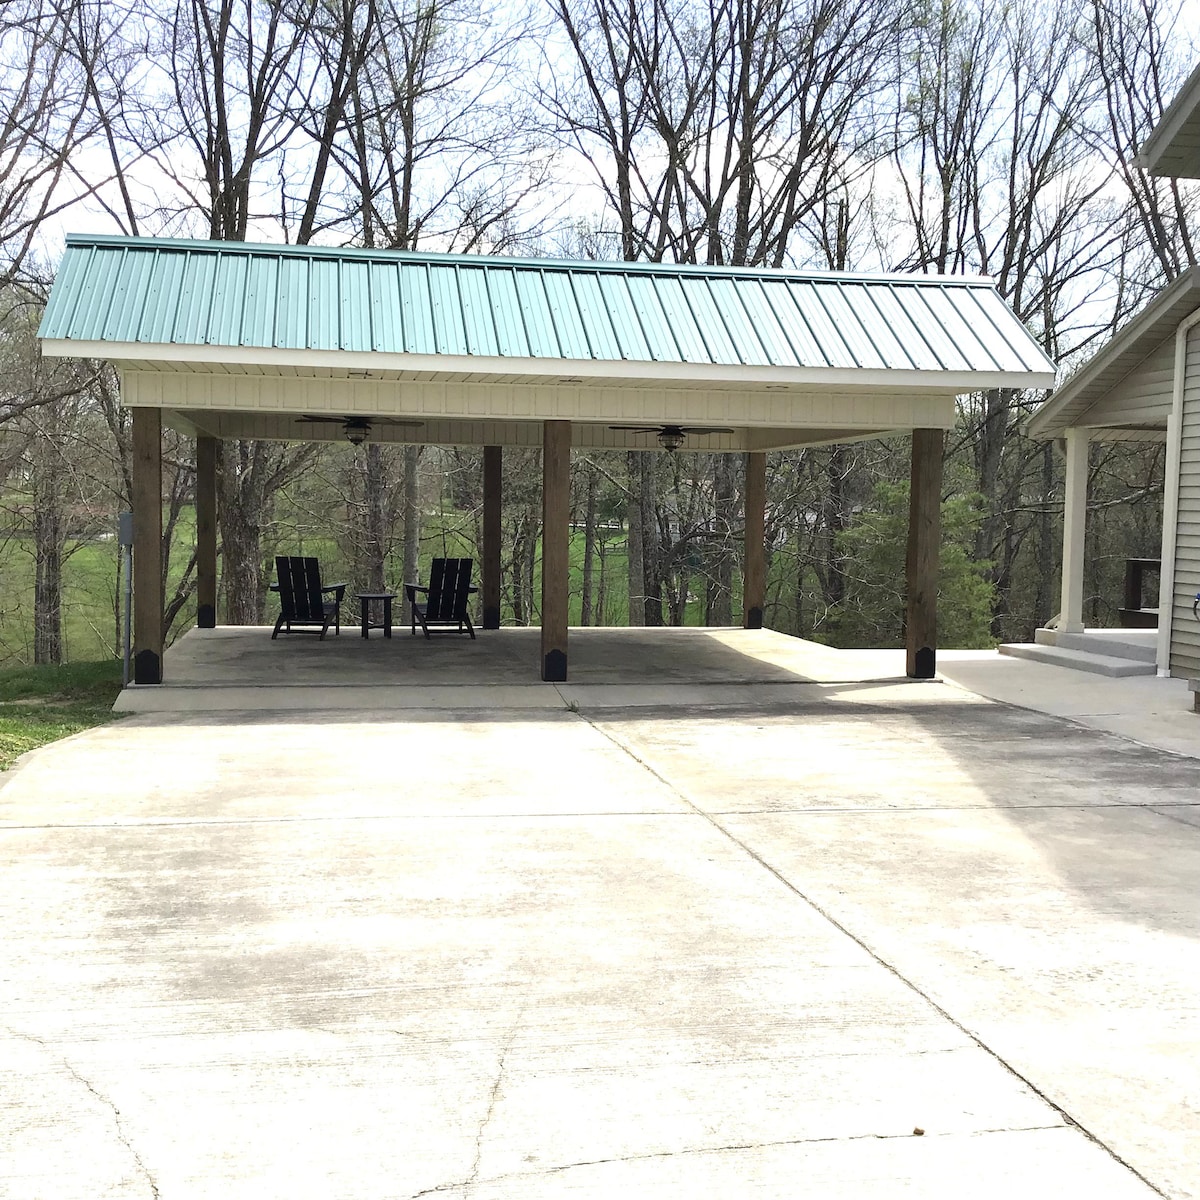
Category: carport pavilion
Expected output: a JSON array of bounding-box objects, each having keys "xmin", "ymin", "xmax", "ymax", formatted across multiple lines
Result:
[{"xmin": 38, "ymin": 235, "xmax": 1056, "ymax": 683}]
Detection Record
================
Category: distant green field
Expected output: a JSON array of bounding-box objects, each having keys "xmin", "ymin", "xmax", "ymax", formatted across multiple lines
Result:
[
  {"xmin": 0, "ymin": 505, "xmax": 754, "ymax": 667},
  {"xmin": 0, "ymin": 535, "xmax": 123, "ymax": 664},
  {"xmin": 0, "ymin": 509, "xmax": 199, "ymax": 665}
]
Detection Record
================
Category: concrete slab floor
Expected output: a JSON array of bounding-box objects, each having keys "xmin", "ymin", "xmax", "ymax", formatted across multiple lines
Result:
[
  {"xmin": 116, "ymin": 626, "xmax": 905, "ymax": 708},
  {"xmin": 3, "ymin": 633, "xmax": 1200, "ymax": 1197}
]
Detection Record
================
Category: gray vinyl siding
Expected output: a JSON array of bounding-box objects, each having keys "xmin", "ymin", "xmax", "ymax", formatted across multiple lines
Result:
[
  {"xmin": 1171, "ymin": 326, "xmax": 1200, "ymax": 676},
  {"xmin": 1085, "ymin": 336, "xmax": 1175, "ymax": 427}
]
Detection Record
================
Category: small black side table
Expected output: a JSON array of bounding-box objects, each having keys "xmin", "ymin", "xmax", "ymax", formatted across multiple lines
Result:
[{"xmin": 357, "ymin": 592, "xmax": 397, "ymax": 638}]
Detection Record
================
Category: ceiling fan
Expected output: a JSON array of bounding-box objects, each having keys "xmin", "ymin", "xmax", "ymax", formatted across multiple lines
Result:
[
  {"xmin": 608, "ymin": 423, "xmax": 735, "ymax": 452},
  {"xmin": 296, "ymin": 414, "xmax": 424, "ymax": 446}
]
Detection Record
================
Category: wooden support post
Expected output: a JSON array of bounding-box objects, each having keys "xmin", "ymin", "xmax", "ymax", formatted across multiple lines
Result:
[
  {"xmin": 541, "ymin": 421, "xmax": 571, "ymax": 681},
  {"xmin": 195, "ymin": 435, "xmax": 218, "ymax": 628},
  {"xmin": 483, "ymin": 445, "xmax": 502, "ymax": 630},
  {"xmin": 132, "ymin": 408, "xmax": 164, "ymax": 684},
  {"xmin": 1059, "ymin": 427, "xmax": 1089, "ymax": 634},
  {"xmin": 905, "ymin": 428, "xmax": 943, "ymax": 679},
  {"xmin": 743, "ymin": 451, "xmax": 766, "ymax": 628}
]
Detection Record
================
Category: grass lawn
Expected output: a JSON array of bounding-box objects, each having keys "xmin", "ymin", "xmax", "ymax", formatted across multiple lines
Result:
[{"xmin": 0, "ymin": 659, "xmax": 124, "ymax": 771}]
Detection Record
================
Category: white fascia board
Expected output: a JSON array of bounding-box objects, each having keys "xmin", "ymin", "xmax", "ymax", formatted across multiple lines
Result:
[
  {"xmin": 1028, "ymin": 283, "xmax": 1200, "ymax": 438},
  {"xmin": 1136, "ymin": 60, "xmax": 1200, "ymax": 177},
  {"xmin": 44, "ymin": 338, "xmax": 1056, "ymax": 395}
]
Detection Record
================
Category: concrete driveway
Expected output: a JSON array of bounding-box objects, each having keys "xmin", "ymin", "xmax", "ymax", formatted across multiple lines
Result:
[{"xmin": 2, "ymin": 632, "xmax": 1199, "ymax": 1198}]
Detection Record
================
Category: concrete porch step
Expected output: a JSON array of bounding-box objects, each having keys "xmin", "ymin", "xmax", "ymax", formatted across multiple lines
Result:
[
  {"xmin": 1034, "ymin": 627, "xmax": 1158, "ymax": 663},
  {"xmin": 998, "ymin": 641, "xmax": 1157, "ymax": 677}
]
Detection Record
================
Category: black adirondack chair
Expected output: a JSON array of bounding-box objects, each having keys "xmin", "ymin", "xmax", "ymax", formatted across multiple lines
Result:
[
  {"xmin": 271, "ymin": 556, "xmax": 348, "ymax": 640},
  {"xmin": 405, "ymin": 558, "xmax": 476, "ymax": 639}
]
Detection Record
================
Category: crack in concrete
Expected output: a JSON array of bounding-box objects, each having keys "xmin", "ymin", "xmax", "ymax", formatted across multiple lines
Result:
[
  {"xmin": 1145, "ymin": 805, "xmax": 1200, "ymax": 831},
  {"xmin": 410, "ymin": 1010, "xmax": 524, "ymax": 1200},
  {"xmin": 569, "ymin": 713, "xmax": 1173, "ymax": 1200},
  {"xmin": 414, "ymin": 1121, "xmax": 1069, "ymax": 1194},
  {"xmin": 3, "ymin": 1025, "xmax": 160, "ymax": 1198},
  {"xmin": 410, "ymin": 1182, "xmax": 465, "ymax": 1198},
  {"xmin": 466, "ymin": 1012, "xmax": 523, "ymax": 1194}
]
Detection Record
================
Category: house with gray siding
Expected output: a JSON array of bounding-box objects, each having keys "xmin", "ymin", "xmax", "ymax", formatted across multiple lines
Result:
[{"xmin": 1028, "ymin": 66, "xmax": 1200, "ymax": 684}]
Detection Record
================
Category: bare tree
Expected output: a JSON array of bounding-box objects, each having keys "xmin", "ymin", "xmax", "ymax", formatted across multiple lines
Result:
[
  {"xmin": 332, "ymin": 0, "xmax": 546, "ymax": 252},
  {"xmin": 542, "ymin": 0, "xmax": 902, "ymax": 266},
  {"xmin": 0, "ymin": 0, "xmax": 98, "ymax": 289},
  {"xmin": 1089, "ymin": 0, "xmax": 1198, "ymax": 287}
]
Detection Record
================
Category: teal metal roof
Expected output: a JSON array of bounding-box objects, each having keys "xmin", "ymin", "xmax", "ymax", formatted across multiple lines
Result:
[{"xmin": 40, "ymin": 234, "xmax": 1055, "ymax": 378}]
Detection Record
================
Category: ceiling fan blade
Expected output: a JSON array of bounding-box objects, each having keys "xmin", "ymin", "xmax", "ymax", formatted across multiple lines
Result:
[
  {"xmin": 607, "ymin": 425, "xmax": 658, "ymax": 433},
  {"xmin": 680, "ymin": 426, "xmax": 735, "ymax": 435},
  {"xmin": 296, "ymin": 414, "xmax": 423, "ymax": 426}
]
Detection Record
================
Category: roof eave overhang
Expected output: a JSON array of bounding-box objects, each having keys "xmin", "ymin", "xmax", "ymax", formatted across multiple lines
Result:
[
  {"xmin": 40, "ymin": 338, "xmax": 1056, "ymax": 397},
  {"xmin": 1027, "ymin": 269, "xmax": 1200, "ymax": 439},
  {"xmin": 1136, "ymin": 61, "xmax": 1200, "ymax": 179}
]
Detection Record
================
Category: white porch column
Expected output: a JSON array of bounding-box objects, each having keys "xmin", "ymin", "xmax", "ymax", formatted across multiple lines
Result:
[
  {"xmin": 1156, "ymin": 409, "xmax": 1180, "ymax": 674},
  {"xmin": 1059, "ymin": 427, "xmax": 1089, "ymax": 634}
]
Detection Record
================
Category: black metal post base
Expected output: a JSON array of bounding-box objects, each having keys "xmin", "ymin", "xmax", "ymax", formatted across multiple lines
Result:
[
  {"xmin": 133, "ymin": 649, "xmax": 162, "ymax": 685},
  {"xmin": 908, "ymin": 645, "xmax": 936, "ymax": 679},
  {"xmin": 542, "ymin": 649, "xmax": 567, "ymax": 682}
]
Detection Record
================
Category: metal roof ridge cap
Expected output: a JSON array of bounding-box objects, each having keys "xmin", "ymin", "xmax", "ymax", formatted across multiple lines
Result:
[{"xmin": 58, "ymin": 234, "xmax": 999, "ymax": 286}]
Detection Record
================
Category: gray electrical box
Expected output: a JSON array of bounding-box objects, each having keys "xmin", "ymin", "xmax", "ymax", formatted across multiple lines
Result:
[{"xmin": 118, "ymin": 511, "xmax": 133, "ymax": 547}]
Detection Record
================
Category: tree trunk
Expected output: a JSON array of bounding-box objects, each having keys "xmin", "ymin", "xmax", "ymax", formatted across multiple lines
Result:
[
  {"xmin": 218, "ymin": 441, "xmax": 265, "ymax": 624},
  {"xmin": 822, "ymin": 445, "xmax": 849, "ymax": 610},
  {"xmin": 640, "ymin": 453, "xmax": 663, "ymax": 625},
  {"xmin": 33, "ymin": 432, "xmax": 64, "ymax": 664},
  {"xmin": 510, "ymin": 528, "xmax": 528, "ymax": 625},
  {"xmin": 364, "ymin": 442, "xmax": 387, "ymax": 592},
  {"xmin": 217, "ymin": 439, "xmax": 317, "ymax": 624},
  {"xmin": 580, "ymin": 462, "xmax": 597, "ymax": 626},
  {"xmin": 711, "ymin": 454, "xmax": 735, "ymax": 624},
  {"xmin": 596, "ymin": 532, "xmax": 607, "ymax": 626},
  {"xmin": 402, "ymin": 445, "xmax": 421, "ymax": 619},
  {"xmin": 524, "ymin": 519, "xmax": 538, "ymax": 621},
  {"xmin": 625, "ymin": 452, "xmax": 644, "ymax": 626}
]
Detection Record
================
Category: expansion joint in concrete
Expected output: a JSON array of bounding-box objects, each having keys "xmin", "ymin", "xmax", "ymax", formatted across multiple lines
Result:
[{"xmin": 565, "ymin": 714, "xmax": 1173, "ymax": 1200}]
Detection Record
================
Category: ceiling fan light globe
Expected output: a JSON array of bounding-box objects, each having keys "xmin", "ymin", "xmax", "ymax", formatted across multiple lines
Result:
[{"xmin": 657, "ymin": 429, "xmax": 685, "ymax": 452}]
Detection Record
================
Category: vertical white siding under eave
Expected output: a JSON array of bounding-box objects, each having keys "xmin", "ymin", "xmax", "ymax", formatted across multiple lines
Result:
[{"xmin": 1171, "ymin": 326, "xmax": 1200, "ymax": 676}]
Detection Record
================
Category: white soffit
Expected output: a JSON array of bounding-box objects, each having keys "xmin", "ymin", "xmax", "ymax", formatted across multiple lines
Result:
[
  {"xmin": 119, "ymin": 370, "xmax": 959, "ymax": 433},
  {"xmin": 1137, "ymin": 60, "xmax": 1200, "ymax": 179},
  {"xmin": 1028, "ymin": 268, "xmax": 1200, "ymax": 439}
]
